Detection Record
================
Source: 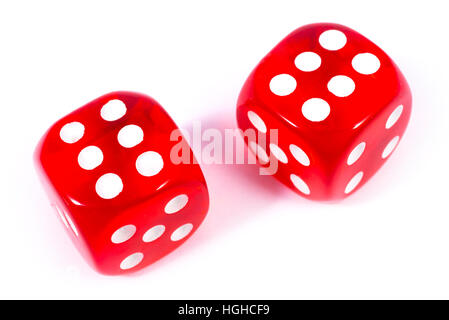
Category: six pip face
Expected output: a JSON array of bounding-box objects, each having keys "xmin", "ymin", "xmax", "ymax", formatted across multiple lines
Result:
[{"xmin": 35, "ymin": 23, "xmax": 412, "ymax": 274}]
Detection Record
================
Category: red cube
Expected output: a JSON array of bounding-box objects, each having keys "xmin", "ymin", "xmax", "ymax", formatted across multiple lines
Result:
[
  {"xmin": 237, "ymin": 23, "xmax": 412, "ymax": 200},
  {"xmin": 35, "ymin": 92, "xmax": 209, "ymax": 274}
]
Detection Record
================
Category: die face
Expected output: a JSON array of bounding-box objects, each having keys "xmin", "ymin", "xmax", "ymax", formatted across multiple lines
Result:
[
  {"xmin": 96, "ymin": 182, "xmax": 208, "ymax": 274},
  {"xmin": 245, "ymin": 23, "xmax": 406, "ymax": 132},
  {"xmin": 35, "ymin": 92, "xmax": 209, "ymax": 274},
  {"xmin": 237, "ymin": 23, "xmax": 411, "ymax": 200},
  {"xmin": 237, "ymin": 105, "xmax": 331, "ymax": 199},
  {"xmin": 37, "ymin": 92, "xmax": 191, "ymax": 209},
  {"xmin": 333, "ymin": 94, "xmax": 411, "ymax": 199}
]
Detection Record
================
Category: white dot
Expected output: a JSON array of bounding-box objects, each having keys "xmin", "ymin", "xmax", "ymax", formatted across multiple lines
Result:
[
  {"xmin": 100, "ymin": 99, "xmax": 127, "ymax": 121},
  {"xmin": 302, "ymin": 98, "xmax": 330, "ymax": 122},
  {"xmin": 111, "ymin": 225, "xmax": 136, "ymax": 244},
  {"xmin": 171, "ymin": 223, "xmax": 194, "ymax": 241},
  {"xmin": 247, "ymin": 111, "xmax": 267, "ymax": 133},
  {"xmin": 294, "ymin": 52, "xmax": 321, "ymax": 72},
  {"xmin": 269, "ymin": 144, "xmax": 288, "ymax": 164},
  {"xmin": 352, "ymin": 53, "xmax": 381, "ymax": 75},
  {"xmin": 382, "ymin": 136, "xmax": 400, "ymax": 159},
  {"xmin": 345, "ymin": 171, "xmax": 364, "ymax": 194},
  {"xmin": 249, "ymin": 141, "xmax": 269, "ymax": 164},
  {"xmin": 165, "ymin": 194, "xmax": 189, "ymax": 214},
  {"xmin": 60, "ymin": 122, "xmax": 84, "ymax": 143},
  {"xmin": 142, "ymin": 225, "xmax": 165, "ymax": 243},
  {"xmin": 78, "ymin": 146, "xmax": 103, "ymax": 170},
  {"xmin": 95, "ymin": 173, "xmax": 123, "ymax": 199},
  {"xmin": 117, "ymin": 124, "xmax": 144, "ymax": 148},
  {"xmin": 347, "ymin": 142, "xmax": 366, "ymax": 166},
  {"xmin": 269, "ymin": 74, "xmax": 297, "ymax": 96},
  {"xmin": 319, "ymin": 30, "xmax": 347, "ymax": 51},
  {"xmin": 120, "ymin": 252, "xmax": 144, "ymax": 270},
  {"xmin": 290, "ymin": 174, "xmax": 310, "ymax": 195},
  {"xmin": 386, "ymin": 105, "xmax": 403, "ymax": 129},
  {"xmin": 289, "ymin": 144, "xmax": 310, "ymax": 166},
  {"xmin": 327, "ymin": 75, "xmax": 355, "ymax": 97},
  {"xmin": 136, "ymin": 151, "xmax": 164, "ymax": 177}
]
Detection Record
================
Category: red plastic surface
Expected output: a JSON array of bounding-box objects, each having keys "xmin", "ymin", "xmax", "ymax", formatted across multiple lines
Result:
[
  {"xmin": 237, "ymin": 23, "xmax": 412, "ymax": 200},
  {"xmin": 35, "ymin": 92, "xmax": 209, "ymax": 274}
]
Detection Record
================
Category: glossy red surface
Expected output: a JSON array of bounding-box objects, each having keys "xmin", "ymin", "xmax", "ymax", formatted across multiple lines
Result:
[
  {"xmin": 237, "ymin": 23, "xmax": 412, "ymax": 200},
  {"xmin": 35, "ymin": 92, "xmax": 209, "ymax": 274}
]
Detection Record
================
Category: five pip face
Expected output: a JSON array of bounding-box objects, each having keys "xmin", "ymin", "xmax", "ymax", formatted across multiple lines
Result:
[{"xmin": 35, "ymin": 23, "xmax": 411, "ymax": 274}]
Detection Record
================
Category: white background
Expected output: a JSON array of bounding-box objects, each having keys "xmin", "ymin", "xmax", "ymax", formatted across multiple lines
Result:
[{"xmin": 0, "ymin": 0, "xmax": 448, "ymax": 299}]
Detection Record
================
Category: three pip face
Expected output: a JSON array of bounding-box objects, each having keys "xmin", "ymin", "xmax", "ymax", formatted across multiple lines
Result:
[{"xmin": 34, "ymin": 23, "xmax": 411, "ymax": 275}]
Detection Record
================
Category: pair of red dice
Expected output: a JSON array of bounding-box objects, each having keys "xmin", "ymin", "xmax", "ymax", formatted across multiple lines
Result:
[{"xmin": 35, "ymin": 23, "xmax": 411, "ymax": 275}]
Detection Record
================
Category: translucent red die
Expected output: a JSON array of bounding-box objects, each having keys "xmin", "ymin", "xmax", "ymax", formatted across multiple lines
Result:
[
  {"xmin": 35, "ymin": 92, "xmax": 209, "ymax": 274},
  {"xmin": 237, "ymin": 23, "xmax": 412, "ymax": 200}
]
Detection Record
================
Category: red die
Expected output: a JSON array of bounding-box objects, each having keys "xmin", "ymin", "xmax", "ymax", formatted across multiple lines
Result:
[
  {"xmin": 237, "ymin": 23, "xmax": 411, "ymax": 200},
  {"xmin": 35, "ymin": 92, "xmax": 209, "ymax": 274}
]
